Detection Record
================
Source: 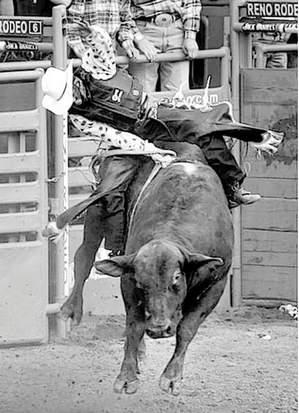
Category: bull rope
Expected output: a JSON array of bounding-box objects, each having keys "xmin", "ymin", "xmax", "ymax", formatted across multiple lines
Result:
[{"xmin": 127, "ymin": 162, "xmax": 163, "ymax": 237}]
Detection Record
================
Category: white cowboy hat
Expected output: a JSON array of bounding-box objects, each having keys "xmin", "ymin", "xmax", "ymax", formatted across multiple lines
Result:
[{"xmin": 42, "ymin": 61, "xmax": 73, "ymax": 115}]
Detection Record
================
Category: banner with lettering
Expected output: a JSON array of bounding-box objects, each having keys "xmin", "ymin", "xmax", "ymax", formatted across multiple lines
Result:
[
  {"xmin": 0, "ymin": 18, "xmax": 43, "ymax": 37},
  {"xmin": 241, "ymin": 1, "xmax": 298, "ymax": 32}
]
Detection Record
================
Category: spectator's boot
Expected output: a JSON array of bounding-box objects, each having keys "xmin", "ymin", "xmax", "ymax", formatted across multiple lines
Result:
[{"xmin": 228, "ymin": 182, "xmax": 261, "ymax": 209}]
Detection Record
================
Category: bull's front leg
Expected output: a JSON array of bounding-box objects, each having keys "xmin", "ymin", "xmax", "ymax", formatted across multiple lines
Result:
[
  {"xmin": 114, "ymin": 278, "xmax": 145, "ymax": 394},
  {"xmin": 160, "ymin": 276, "xmax": 227, "ymax": 395}
]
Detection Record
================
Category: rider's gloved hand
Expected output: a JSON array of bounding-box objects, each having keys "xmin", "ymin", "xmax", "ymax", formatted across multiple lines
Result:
[{"xmin": 250, "ymin": 130, "xmax": 284, "ymax": 155}]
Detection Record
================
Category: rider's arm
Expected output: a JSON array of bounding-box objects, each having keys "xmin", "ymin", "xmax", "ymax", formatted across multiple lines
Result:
[{"xmin": 69, "ymin": 115, "xmax": 148, "ymax": 151}]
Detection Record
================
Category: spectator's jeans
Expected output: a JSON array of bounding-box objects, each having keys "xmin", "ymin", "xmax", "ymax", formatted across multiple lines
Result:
[
  {"xmin": 129, "ymin": 20, "xmax": 190, "ymax": 93},
  {"xmin": 254, "ymin": 35, "xmax": 288, "ymax": 69},
  {"xmin": 265, "ymin": 51, "xmax": 287, "ymax": 69}
]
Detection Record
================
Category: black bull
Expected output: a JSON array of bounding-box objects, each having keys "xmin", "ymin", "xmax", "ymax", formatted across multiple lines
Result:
[{"xmin": 95, "ymin": 141, "xmax": 233, "ymax": 395}]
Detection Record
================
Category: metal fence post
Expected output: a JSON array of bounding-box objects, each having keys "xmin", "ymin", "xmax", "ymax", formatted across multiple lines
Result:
[
  {"xmin": 230, "ymin": 0, "xmax": 243, "ymax": 307},
  {"xmin": 49, "ymin": 5, "xmax": 69, "ymax": 339}
]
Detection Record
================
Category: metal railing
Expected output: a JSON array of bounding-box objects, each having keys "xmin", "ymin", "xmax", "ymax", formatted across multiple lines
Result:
[{"xmin": 254, "ymin": 42, "xmax": 298, "ymax": 68}]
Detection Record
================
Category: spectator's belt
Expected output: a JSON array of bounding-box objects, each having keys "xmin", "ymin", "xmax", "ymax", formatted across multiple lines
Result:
[{"xmin": 137, "ymin": 13, "xmax": 180, "ymax": 27}]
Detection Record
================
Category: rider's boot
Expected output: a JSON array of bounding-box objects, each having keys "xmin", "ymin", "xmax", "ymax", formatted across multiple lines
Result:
[{"xmin": 227, "ymin": 182, "xmax": 261, "ymax": 209}]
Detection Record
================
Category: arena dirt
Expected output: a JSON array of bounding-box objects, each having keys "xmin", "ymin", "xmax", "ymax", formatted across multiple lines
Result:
[{"xmin": 0, "ymin": 307, "xmax": 297, "ymax": 413}]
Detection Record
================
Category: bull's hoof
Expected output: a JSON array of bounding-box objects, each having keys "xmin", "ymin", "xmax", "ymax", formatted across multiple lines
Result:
[
  {"xmin": 113, "ymin": 377, "xmax": 139, "ymax": 394},
  {"xmin": 159, "ymin": 375, "xmax": 181, "ymax": 396},
  {"xmin": 59, "ymin": 302, "xmax": 82, "ymax": 326}
]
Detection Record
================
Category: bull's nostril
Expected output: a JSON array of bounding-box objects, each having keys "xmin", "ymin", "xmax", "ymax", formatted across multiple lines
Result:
[
  {"xmin": 166, "ymin": 326, "xmax": 172, "ymax": 335},
  {"xmin": 145, "ymin": 310, "xmax": 151, "ymax": 320}
]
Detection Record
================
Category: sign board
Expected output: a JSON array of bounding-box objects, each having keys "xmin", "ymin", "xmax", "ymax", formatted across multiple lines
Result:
[
  {"xmin": 150, "ymin": 86, "xmax": 231, "ymax": 107},
  {"xmin": 0, "ymin": 18, "xmax": 43, "ymax": 37},
  {"xmin": 241, "ymin": 1, "xmax": 298, "ymax": 31},
  {"xmin": 242, "ymin": 22, "xmax": 298, "ymax": 32},
  {"xmin": 4, "ymin": 41, "xmax": 38, "ymax": 51},
  {"xmin": 158, "ymin": 92, "xmax": 220, "ymax": 106},
  {"xmin": 246, "ymin": 2, "xmax": 298, "ymax": 19}
]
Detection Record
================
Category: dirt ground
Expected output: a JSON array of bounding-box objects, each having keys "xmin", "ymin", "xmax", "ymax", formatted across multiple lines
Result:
[{"xmin": 0, "ymin": 306, "xmax": 297, "ymax": 413}]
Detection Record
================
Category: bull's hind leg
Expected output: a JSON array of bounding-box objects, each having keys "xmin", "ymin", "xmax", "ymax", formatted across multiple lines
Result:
[
  {"xmin": 114, "ymin": 277, "xmax": 146, "ymax": 394},
  {"xmin": 60, "ymin": 204, "xmax": 104, "ymax": 325},
  {"xmin": 159, "ymin": 276, "xmax": 227, "ymax": 395}
]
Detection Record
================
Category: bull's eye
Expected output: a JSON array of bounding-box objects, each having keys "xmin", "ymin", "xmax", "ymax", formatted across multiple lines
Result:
[
  {"xmin": 171, "ymin": 271, "xmax": 182, "ymax": 292},
  {"xmin": 173, "ymin": 272, "xmax": 181, "ymax": 283},
  {"xmin": 171, "ymin": 283, "xmax": 180, "ymax": 293}
]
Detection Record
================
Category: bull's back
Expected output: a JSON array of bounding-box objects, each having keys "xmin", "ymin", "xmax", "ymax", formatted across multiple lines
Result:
[{"xmin": 126, "ymin": 158, "xmax": 233, "ymax": 263}]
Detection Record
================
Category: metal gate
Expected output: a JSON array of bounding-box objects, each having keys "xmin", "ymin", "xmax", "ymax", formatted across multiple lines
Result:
[
  {"xmin": 0, "ymin": 6, "xmax": 68, "ymax": 345},
  {"xmin": 240, "ymin": 68, "xmax": 297, "ymax": 304},
  {"xmin": 0, "ymin": 69, "xmax": 49, "ymax": 345}
]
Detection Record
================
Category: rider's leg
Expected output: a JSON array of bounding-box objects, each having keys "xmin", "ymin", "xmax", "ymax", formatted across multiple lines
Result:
[
  {"xmin": 198, "ymin": 133, "xmax": 261, "ymax": 208},
  {"xmin": 137, "ymin": 113, "xmax": 260, "ymax": 209},
  {"xmin": 102, "ymin": 192, "xmax": 126, "ymax": 255},
  {"xmin": 96, "ymin": 156, "xmax": 141, "ymax": 254}
]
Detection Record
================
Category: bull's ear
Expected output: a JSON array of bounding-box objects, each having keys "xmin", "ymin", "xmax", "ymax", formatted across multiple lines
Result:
[
  {"xmin": 180, "ymin": 247, "xmax": 224, "ymax": 269},
  {"xmin": 94, "ymin": 253, "xmax": 136, "ymax": 277}
]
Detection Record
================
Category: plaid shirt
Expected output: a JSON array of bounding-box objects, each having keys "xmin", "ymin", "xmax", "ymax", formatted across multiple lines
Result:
[
  {"xmin": 66, "ymin": 0, "xmax": 135, "ymax": 54},
  {"xmin": 130, "ymin": 0, "xmax": 201, "ymax": 37}
]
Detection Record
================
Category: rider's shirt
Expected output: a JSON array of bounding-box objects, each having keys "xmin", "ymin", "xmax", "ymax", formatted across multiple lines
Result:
[{"xmin": 69, "ymin": 114, "xmax": 148, "ymax": 152}]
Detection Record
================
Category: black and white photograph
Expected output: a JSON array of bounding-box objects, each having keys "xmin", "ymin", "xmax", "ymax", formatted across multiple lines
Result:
[{"xmin": 0, "ymin": 0, "xmax": 297, "ymax": 412}]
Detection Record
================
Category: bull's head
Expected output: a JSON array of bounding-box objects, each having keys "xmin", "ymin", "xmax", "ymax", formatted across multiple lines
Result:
[{"xmin": 95, "ymin": 240, "xmax": 223, "ymax": 339}]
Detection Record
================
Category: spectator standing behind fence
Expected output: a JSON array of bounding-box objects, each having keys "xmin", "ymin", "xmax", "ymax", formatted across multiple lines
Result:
[
  {"xmin": 253, "ymin": 31, "xmax": 289, "ymax": 69},
  {"xmin": 66, "ymin": 0, "xmax": 140, "ymax": 61},
  {"xmin": 287, "ymin": 33, "xmax": 298, "ymax": 69},
  {"xmin": 128, "ymin": 0, "xmax": 201, "ymax": 94}
]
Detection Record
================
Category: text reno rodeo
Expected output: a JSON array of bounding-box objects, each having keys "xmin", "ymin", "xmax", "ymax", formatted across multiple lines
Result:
[{"xmin": 247, "ymin": 2, "xmax": 298, "ymax": 19}]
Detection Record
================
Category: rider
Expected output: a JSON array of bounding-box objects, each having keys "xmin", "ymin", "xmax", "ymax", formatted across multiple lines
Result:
[
  {"xmin": 48, "ymin": 58, "xmax": 281, "ymax": 257},
  {"xmin": 42, "ymin": 23, "xmax": 282, "ymax": 256}
]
